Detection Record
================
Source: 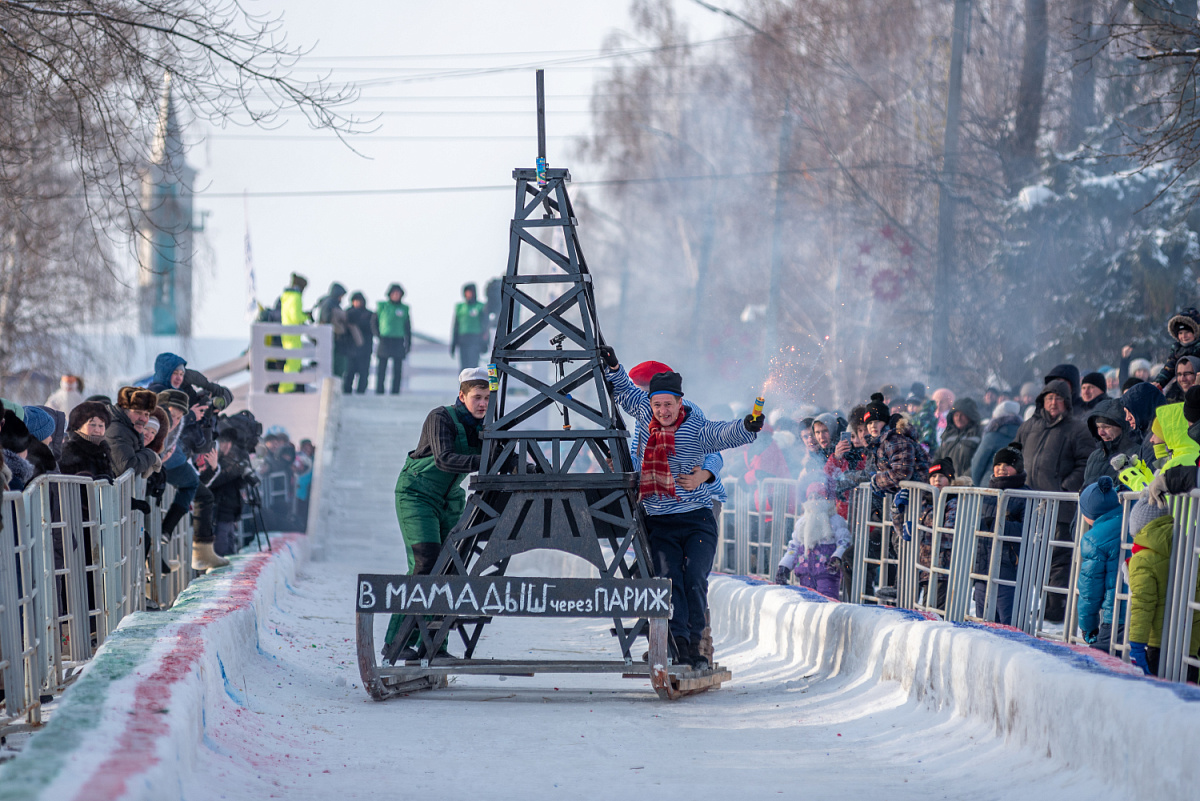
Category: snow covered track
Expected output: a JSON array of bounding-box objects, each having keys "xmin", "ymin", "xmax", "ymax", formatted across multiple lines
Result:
[
  {"xmin": 711, "ymin": 577, "xmax": 1200, "ymax": 799},
  {"xmin": 3, "ymin": 391, "xmax": 1198, "ymax": 800}
]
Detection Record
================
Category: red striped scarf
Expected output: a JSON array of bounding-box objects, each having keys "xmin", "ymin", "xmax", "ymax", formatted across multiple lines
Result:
[{"xmin": 640, "ymin": 407, "xmax": 686, "ymax": 500}]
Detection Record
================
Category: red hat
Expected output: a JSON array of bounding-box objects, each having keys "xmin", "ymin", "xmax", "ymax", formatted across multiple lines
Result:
[{"xmin": 629, "ymin": 360, "xmax": 673, "ymax": 387}]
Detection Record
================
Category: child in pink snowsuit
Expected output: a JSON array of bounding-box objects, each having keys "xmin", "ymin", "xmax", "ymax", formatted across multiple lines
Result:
[{"xmin": 774, "ymin": 483, "xmax": 850, "ymax": 599}]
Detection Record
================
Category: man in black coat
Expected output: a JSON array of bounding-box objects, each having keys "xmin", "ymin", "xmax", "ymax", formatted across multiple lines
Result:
[
  {"xmin": 105, "ymin": 388, "xmax": 161, "ymax": 478},
  {"xmin": 201, "ymin": 430, "xmax": 249, "ymax": 556},
  {"xmin": 1083, "ymin": 397, "xmax": 1141, "ymax": 487},
  {"xmin": 342, "ymin": 291, "xmax": 374, "ymax": 395},
  {"xmin": 1013, "ymin": 379, "xmax": 1094, "ymax": 620}
]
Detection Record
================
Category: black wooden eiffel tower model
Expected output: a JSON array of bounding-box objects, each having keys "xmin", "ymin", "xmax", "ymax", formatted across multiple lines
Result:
[{"xmin": 355, "ymin": 72, "xmax": 730, "ymax": 700}]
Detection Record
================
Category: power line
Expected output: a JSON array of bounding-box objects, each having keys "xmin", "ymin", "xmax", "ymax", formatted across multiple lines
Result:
[
  {"xmin": 204, "ymin": 133, "xmax": 590, "ymax": 142},
  {"xmin": 196, "ymin": 166, "xmax": 883, "ymax": 199}
]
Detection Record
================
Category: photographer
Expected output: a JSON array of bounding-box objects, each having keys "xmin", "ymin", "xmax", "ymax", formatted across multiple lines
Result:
[
  {"xmin": 200, "ymin": 429, "xmax": 254, "ymax": 556},
  {"xmin": 148, "ymin": 352, "xmax": 234, "ymax": 415}
]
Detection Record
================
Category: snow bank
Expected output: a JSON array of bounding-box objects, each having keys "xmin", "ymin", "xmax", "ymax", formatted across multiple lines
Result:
[
  {"xmin": 0, "ymin": 535, "xmax": 308, "ymax": 801},
  {"xmin": 710, "ymin": 576, "xmax": 1200, "ymax": 799}
]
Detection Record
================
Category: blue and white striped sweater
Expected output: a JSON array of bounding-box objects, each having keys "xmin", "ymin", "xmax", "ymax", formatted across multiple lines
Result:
[
  {"xmin": 608, "ymin": 366, "xmax": 753, "ymax": 515},
  {"xmin": 629, "ymin": 401, "xmax": 727, "ymax": 503}
]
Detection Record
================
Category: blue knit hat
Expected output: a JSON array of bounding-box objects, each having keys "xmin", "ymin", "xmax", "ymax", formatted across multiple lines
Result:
[
  {"xmin": 22, "ymin": 406, "xmax": 55, "ymax": 443},
  {"xmin": 1079, "ymin": 476, "xmax": 1120, "ymax": 520}
]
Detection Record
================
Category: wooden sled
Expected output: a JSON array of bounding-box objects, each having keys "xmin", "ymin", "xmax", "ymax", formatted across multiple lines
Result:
[{"xmin": 357, "ymin": 610, "xmax": 731, "ymax": 701}]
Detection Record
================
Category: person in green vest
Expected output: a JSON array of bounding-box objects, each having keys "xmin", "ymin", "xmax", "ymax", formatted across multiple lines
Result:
[
  {"xmin": 385, "ymin": 367, "xmax": 489, "ymax": 661},
  {"xmin": 450, "ymin": 282, "xmax": 488, "ymax": 369},
  {"xmin": 279, "ymin": 273, "xmax": 307, "ymax": 394},
  {"xmin": 373, "ymin": 283, "xmax": 411, "ymax": 395}
]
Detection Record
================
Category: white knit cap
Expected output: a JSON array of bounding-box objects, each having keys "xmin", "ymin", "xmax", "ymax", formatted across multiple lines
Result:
[{"xmin": 459, "ymin": 367, "xmax": 490, "ymax": 384}]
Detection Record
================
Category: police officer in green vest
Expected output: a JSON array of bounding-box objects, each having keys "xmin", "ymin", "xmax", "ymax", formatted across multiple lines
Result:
[
  {"xmin": 385, "ymin": 367, "xmax": 489, "ymax": 660},
  {"xmin": 450, "ymin": 282, "xmax": 488, "ymax": 369},
  {"xmin": 374, "ymin": 283, "xmax": 411, "ymax": 395}
]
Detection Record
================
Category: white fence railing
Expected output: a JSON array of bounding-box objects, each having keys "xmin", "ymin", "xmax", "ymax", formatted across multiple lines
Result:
[
  {"xmin": 0, "ymin": 471, "xmax": 196, "ymax": 734},
  {"xmin": 716, "ymin": 474, "xmax": 1200, "ymax": 684}
]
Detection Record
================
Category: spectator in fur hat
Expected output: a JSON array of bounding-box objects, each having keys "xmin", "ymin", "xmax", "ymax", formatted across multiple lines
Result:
[
  {"xmin": 1152, "ymin": 307, "xmax": 1200, "ymax": 390},
  {"xmin": 106, "ymin": 387, "xmax": 161, "ymax": 478},
  {"xmin": 60, "ymin": 401, "xmax": 115, "ymax": 480}
]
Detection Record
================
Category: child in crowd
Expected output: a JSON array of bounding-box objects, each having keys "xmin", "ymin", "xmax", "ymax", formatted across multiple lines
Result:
[
  {"xmin": 1152, "ymin": 307, "xmax": 1200, "ymax": 390},
  {"xmin": 774, "ymin": 483, "xmax": 850, "ymax": 599},
  {"xmin": 1126, "ymin": 499, "xmax": 1200, "ymax": 679},
  {"xmin": 1076, "ymin": 476, "xmax": 1124, "ymax": 651}
]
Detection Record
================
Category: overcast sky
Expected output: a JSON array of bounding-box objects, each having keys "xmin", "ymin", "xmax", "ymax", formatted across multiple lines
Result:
[{"xmin": 184, "ymin": 0, "xmax": 726, "ymax": 341}]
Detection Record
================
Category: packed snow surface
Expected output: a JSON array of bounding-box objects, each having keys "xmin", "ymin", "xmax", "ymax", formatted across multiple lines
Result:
[{"xmin": 178, "ymin": 395, "xmax": 1131, "ymax": 800}]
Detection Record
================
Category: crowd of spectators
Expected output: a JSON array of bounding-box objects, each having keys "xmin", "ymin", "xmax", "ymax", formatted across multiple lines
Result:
[
  {"xmin": 756, "ymin": 307, "xmax": 1200, "ymax": 677},
  {"xmin": 1, "ymin": 351, "xmax": 313, "ymax": 577}
]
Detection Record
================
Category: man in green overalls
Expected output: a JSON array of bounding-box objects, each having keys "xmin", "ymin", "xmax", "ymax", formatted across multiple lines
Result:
[
  {"xmin": 450, "ymin": 282, "xmax": 488, "ymax": 369},
  {"xmin": 385, "ymin": 367, "xmax": 489, "ymax": 660}
]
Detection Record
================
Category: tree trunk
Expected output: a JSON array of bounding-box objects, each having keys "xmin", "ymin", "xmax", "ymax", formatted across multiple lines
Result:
[
  {"xmin": 1009, "ymin": 0, "xmax": 1049, "ymax": 189},
  {"xmin": 1064, "ymin": 0, "xmax": 1097, "ymax": 150}
]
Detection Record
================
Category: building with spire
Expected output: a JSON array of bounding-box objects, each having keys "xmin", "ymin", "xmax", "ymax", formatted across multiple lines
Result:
[{"xmin": 138, "ymin": 72, "xmax": 197, "ymax": 336}]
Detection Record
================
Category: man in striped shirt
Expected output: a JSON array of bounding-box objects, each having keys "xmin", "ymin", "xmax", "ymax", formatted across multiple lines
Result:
[{"xmin": 602, "ymin": 347, "xmax": 763, "ymax": 669}]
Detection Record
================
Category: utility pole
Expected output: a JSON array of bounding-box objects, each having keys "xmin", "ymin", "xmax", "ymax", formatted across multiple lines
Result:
[{"xmin": 929, "ymin": 0, "xmax": 971, "ymax": 384}]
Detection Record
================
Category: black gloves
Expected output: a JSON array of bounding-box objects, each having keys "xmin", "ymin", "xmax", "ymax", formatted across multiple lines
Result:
[
  {"xmin": 599, "ymin": 345, "xmax": 619, "ymax": 370},
  {"xmin": 131, "ymin": 498, "xmax": 152, "ymax": 515},
  {"xmin": 774, "ymin": 565, "xmax": 791, "ymax": 585},
  {"xmin": 744, "ymin": 413, "xmax": 765, "ymax": 433}
]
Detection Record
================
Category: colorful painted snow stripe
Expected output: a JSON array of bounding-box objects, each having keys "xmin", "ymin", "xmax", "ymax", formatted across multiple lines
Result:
[{"xmin": 0, "ymin": 534, "xmax": 303, "ymax": 801}]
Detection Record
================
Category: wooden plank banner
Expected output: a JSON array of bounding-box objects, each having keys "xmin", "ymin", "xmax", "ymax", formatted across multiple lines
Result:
[{"xmin": 356, "ymin": 575, "xmax": 671, "ymax": 618}]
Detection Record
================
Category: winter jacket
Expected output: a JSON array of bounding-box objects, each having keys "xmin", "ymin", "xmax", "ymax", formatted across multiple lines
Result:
[
  {"xmin": 1083, "ymin": 398, "xmax": 1142, "ymax": 487},
  {"xmin": 778, "ymin": 498, "xmax": 851, "ymax": 570},
  {"xmin": 934, "ymin": 398, "xmax": 982, "ymax": 479},
  {"xmin": 1152, "ymin": 308, "xmax": 1200, "ymax": 387},
  {"xmin": 3, "ymin": 450, "xmax": 32, "ymax": 491},
  {"xmin": 1154, "ymin": 403, "xmax": 1200, "ymax": 472},
  {"xmin": 345, "ymin": 305, "xmax": 374, "ymax": 353},
  {"xmin": 1128, "ymin": 515, "xmax": 1200, "ymax": 653},
  {"xmin": 1013, "ymin": 379, "xmax": 1094, "ymax": 499},
  {"xmin": 970, "ymin": 415, "xmax": 1021, "ymax": 487},
  {"xmin": 59, "ymin": 432, "xmax": 116, "ymax": 481},
  {"xmin": 201, "ymin": 451, "xmax": 246, "ymax": 523},
  {"xmin": 374, "ymin": 293, "xmax": 412, "ymax": 347},
  {"xmin": 911, "ymin": 400, "xmax": 939, "ymax": 451},
  {"xmin": 1077, "ymin": 506, "xmax": 1123, "ymax": 633},
  {"xmin": 148, "ymin": 352, "xmax": 187, "ymax": 393},
  {"xmin": 105, "ymin": 406, "xmax": 160, "ymax": 478},
  {"xmin": 871, "ymin": 415, "xmax": 930, "ymax": 493}
]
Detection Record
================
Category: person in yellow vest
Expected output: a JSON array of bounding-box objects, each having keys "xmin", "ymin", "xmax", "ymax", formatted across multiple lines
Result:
[
  {"xmin": 450, "ymin": 283, "xmax": 487, "ymax": 369},
  {"xmin": 279, "ymin": 273, "xmax": 308, "ymax": 393}
]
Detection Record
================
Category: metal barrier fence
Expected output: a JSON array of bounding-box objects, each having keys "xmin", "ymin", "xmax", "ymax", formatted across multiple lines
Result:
[
  {"xmin": 838, "ymin": 480, "xmax": 1200, "ymax": 683},
  {"xmin": 1, "ymin": 470, "xmax": 197, "ymax": 734},
  {"xmin": 715, "ymin": 478, "xmax": 801, "ymax": 577}
]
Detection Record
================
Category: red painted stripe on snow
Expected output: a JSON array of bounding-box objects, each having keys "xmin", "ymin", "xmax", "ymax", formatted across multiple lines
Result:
[{"xmin": 72, "ymin": 534, "xmax": 301, "ymax": 801}]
